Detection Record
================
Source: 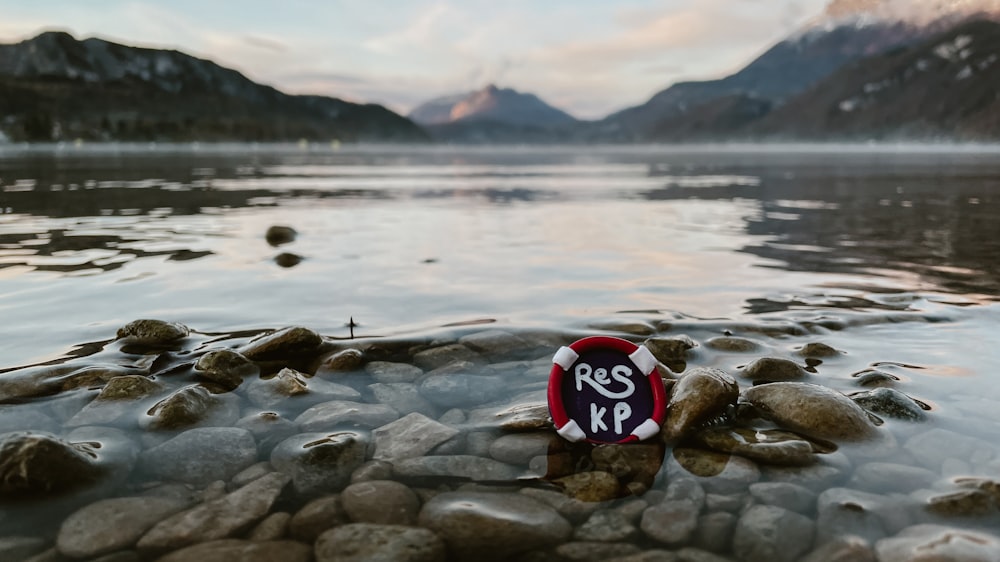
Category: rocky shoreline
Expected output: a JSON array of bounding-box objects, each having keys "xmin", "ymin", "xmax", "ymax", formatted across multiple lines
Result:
[{"xmin": 1, "ymin": 318, "xmax": 999, "ymax": 561}]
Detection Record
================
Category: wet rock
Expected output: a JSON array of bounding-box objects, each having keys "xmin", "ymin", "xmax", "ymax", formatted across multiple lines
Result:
[
  {"xmin": 644, "ymin": 336, "xmax": 696, "ymax": 372},
  {"xmin": 849, "ymin": 462, "xmax": 937, "ymax": 494},
  {"xmin": 554, "ymin": 471, "xmax": 622, "ymax": 502},
  {"xmin": 141, "ymin": 384, "xmax": 237, "ymax": 431},
  {"xmin": 265, "ymin": 225, "xmax": 297, "ymax": 246},
  {"xmin": 704, "ymin": 336, "xmax": 760, "ymax": 352},
  {"xmin": 232, "ymin": 461, "xmax": 274, "ymax": 488},
  {"xmin": 288, "ymin": 495, "xmax": 348, "ymax": 541},
  {"xmin": 412, "ymin": 343, "xmax": 482, "ymax": 370},
  {"xmin": 351, "ymin": 459, "xmax": 395, "ymax": 482},
  {"xmin": 194, "ymin": 349, "xmax": 257, "ymax": 390},
  {"xmin": 0, "ymin": 536, "xmax": 47, "ymax": 562},
  {"xmin": 955, "ymin": 476, "xmax": 1000, "ymax": 503},
  {"xmin": 591, "ymin": 443, "xmax": 665, "ymax": 486},
  {"xmin": 273, "ymin": 252, "xmax": 302, "ymax": 267},
  {"xmin": 66, "ymin": 376, "xmax": 164, "ymax": 427},
  {"xmin": 924, "ymin": 489, "xmax": 996, "ymax": 517},
  {"xmin": 393, "ymin": 455, "xmax": 520, "ymax": 481},
  {"xmin": 419, "ymin": 373, "xmax": 506, "ymax": 408},
  {"xmin": 904, "ymin": 428, "xmax": 996, "ymax": 471},
  {"xmin": 748, "ymin": 482, "xmax": 816, "ymax": 514},
  {"xmin": 588, "ymin": 319, "xmax": 656, "ymax": 336},
  {"xmin": 742, "ymin": 382, "xmax": 879, "ymax": 442},
  {"xmin": 157, "ymin": 539, "xmax": 311, "ymax": 562},
  {"xmin": 852, "ymin": 369, "xmax": 899, "ymax": 388},
  {"xmin": 519, "ymin": 488, "xmax": 600, "ymax": 523},
  {"xmin": 419, "ymin": 491, "xmax": 572, "ymax": 560},
  {"xmin": 318, "ymin": 348, "xmax": 365, "ymax": 374},
  {"xmin": 235, "ymin": 411, "xmax": 297, "ymax": 456},
  {"xmin": 850, "ymin": 388, "xmax": 927, "ymax": 421},
  {"xmin": 459, "ymin": 329, "xmax": 532, "ymax": 359},
  {"xmin": 316, "ymin": 523, "xmax": 445, "ymax": 562},
  {"xmin": 667, "ymin": 448, "xmax": 761, "ymax": 494},
  {"xmin": 57, "ymin": 496, "xmax": 188, "ymax": 558},
  {"xmin": 365, "ymin": 361, "xmax": 424, "ymax": 383},
  {"xmin": 247, "ymin": 367, "xmax": 360, "ymax": 409},
  {"xmin": 575, "ymin": 510, "xmax": 639, "ymax": 542},
  {"xmin": 489, "ymin": 432, "xmax": 561, "ymax": 465},
  {"xmin": 662, "ymin": 367, "xmax": 738, "ymax": 443},
  {"xmin": 696, "ymin": 427, "xmax": 830, "ymax": 467},
  {"xmin": 369, "ymin": 382, "xmax": 438, "ymax": 417},
  {"xmin": 270, "ymin": 431, "xmax": 366, "ymax": 496},
  {"xmin": 247, "ymin": 512, "xmax": 290, "ymax": 541},
  {"xmin": 797, "ymin": 342, "xmax": 841, "ymax": 358},
  {"xmin": 116, "ymin": 319, "xmax": 190, "ymax": 345},
  {"xmin": 763, "ymin": 460, "xmax": 849, "ymax": 492},
  {"xmin": 137, "ymin": 471, "xmax": 290, "ymax": 551},
  {"xmin": 816, "ymin": 487, "xmax": 912, "ymax": 544},
  {"xmin": 137, "ymin": 427, "xmax": 257, "ymax": 486},
  {"xmin": 694, "ymin": 511, "xmax": 736, "ymax": 554},
  {"xmin": 801, "ymin": 536, "xmax": 876, "ymax": 562},
  {"xmin": 0, "ymin": 431, "xmax": 105, "ymax": 497},
  {"xmin": 640, "ymin": 500, "xmax": 700, "ymax": 546},
  {"xmin": 732, "ymin": 505, "xmax": 815, "ymax": 562},
  {"xmin": 239, "ymin": 326, "xmax": 322, "ymax": 361},
  {"xmin": 95, "ymin": 374, "xmax": 163, "ymax": 401},
  {"xmin": 295, "ymin": 399, "xmax": 399, "ymax": 431},
  {"xmin": 468, "ymin": 402, "xmax": 552, "ymax": 431},
  {"xmin": 874, "ymin": 524, "xmax": 1000, "ymax": 562},
  {"xmin": 341, "ymin": 480, "xmax": 420, "ymax": 525},
  {"xmin": 739, "ymin": 357, "xmax": 808, "ymax": 382},
  {"xmin": 372, "ymin": 412, "xmax": 459, "ymax": 462},
  {"xmin": 557, "ymin": 542, "xmax": 642, "ymax": 561}
]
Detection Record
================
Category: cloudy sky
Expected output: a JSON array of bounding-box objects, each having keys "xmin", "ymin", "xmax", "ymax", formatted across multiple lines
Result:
[{"xmin": 0, "ymin": 1, "xmax": 835, "ymax": 119}]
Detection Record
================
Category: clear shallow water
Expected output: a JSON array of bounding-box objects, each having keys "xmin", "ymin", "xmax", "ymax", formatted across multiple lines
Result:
[{"xmin": 2, "ymin": 143, "xmax": 1000, "ymax": 558}]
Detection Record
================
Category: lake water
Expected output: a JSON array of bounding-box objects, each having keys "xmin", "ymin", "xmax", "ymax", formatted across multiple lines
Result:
[{"xmin": 2, "ymin": 143, "xmax": 1000, "ymax": 559}]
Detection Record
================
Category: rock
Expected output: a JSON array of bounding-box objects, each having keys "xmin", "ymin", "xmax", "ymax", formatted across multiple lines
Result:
[
  {"xmin": 667, "ymin": 448, "xmax": 761, "ymax": 494},
  {"xmin": 66, "ymin": 376, "xmax": 165, "ymax": 427},
  {"xmin": 587, "ymin": 319, "xmax": 656, "ymax": 336},
  {"xmin": 419, "ymin": 373, "xmax": 506, "ymax": 408},
  {"xmin": 591, "ymin": 443, "xmax": 665, "ymax": 482},
  {"xmin": 467, "ymin": 402, "xmax": 552, "ymax": 431},
  {"xmin": 137, "ymin": 427, "xmax": 257, "ymax": 486},
  {"xmin": 194, "ymin": 349, "xmax": 257, "ymax": 390},
  {"xmin": 0, "ymin": 431, "xmax": 105, "ymax": 497},
  {"xmin": 816, "ymin": 488, "xmax": 912, "ymax": 544},
  {"xmin": 742, "ymin": 382, "xmax": 880, "ymax": 442},
  {"xmin": 274, "ymin": 252, "xmax": 303, "ymax": 267},
  {"xmin": 661, "ymin": 367, "xmax": 738, "ymax": 442},
  {"xmin": 156, "ymin": 539, "xmax": 311, "ymax": 562},
  {"xmin": 372, "ymin": 412, "xmax": 460, "ymax": 462},
  {"xmin": 849, "ymin": 462, "xmax": 938, "ymax": 494},
  {"xmin": 694, "ymin": 511, "xmax": 736, "ymax": 554},
  {"xmin": 116, "ymin": 319, "xmax": 189, "ymax": 345},
  {"xmin": 289, "ymin": 495, "xmax": 348, "ymax": 541},
  {"xmin": 489, "ymin": 432, "xmax": 561, "ymax": 465},
  {"xmin": 141, "ymin": 384, "xmax": 236, "ymax": 431},
  {"xmin": 0, "ymin": 536, "xmax": 47, "ymax": 562},
  {"xmin": 704, "ymin": 336, "xmax": 760, "ymax": 352},
  {"xmin": 575, "ymin": 510, "xmax": 639, "ymax": 542},
  {"xmin": 351, "ymin": 460, "xmax": 395, "ymax": 483},
  {"xmin": 265, "ymin": 225, "xmax": 297, "ymax": 246},
  {"xmin": 644, "ymin": 336, "xmax": 696, "ymax": 372},
  {"xmin": 138, "ymin": 472, "xmax": 290, "ymax": 551},
  {"xmin": 554, "ymin": 471, "xmax": 622, "ymax": 502},
  {"xmin": 419, "ymin": 491, "xmax": 571, "ymax": 560},
  {"xmin": 315, "ymin": 523, "xmax": 446, "ymax": 562},
  {"xmin": 270, "ymin": 431, "xmax": 366, "ymax": 496},
  {"xmin": 459, "ymin": 330, "xmax": 532, "ymax": 359},
  {"xmin": 955, "ymin": 476, "xmax": 1000, "ymax": 504},
  {"xmin": 850, "ymin": 388, "xmax": 927, "ymax": 421},
  {"xmin": 732, "ymin": 505, "xmax": 815, "ymax": 562},
  {"xmin": 801, "ymin": 536, "xmax": 876, "ymax": 562},
  {"xmin": 341, "ymin": 480, "xmax": 420, "ymax": 525},
  {"xmin": 904, "ymin": 428, "xmax": 996, "ymax": 471},
  {"xmin": 235, "ymin": 411, "xmax": 297, "ymax": 455},
  {"xmin": 797, "ymin": 342, "xmax": 841, "ymax": 358},
  {"xmin": 369, "ymin": 382, "xmax": 438, "ymax": 417},
  {"xmin": 556, "ymin": 542, "xmax": 642, "ymax": 561},
  {"xmin": 739, "ymin": 357, "xmax": 808, "ymax": 382},
  {"xmin": 364, "ymin": 361, "xmax": 424, "ymax": 383},
  {"xmin": 57, "ymin": 496, "xmax": 188, "ymax": 558},
  {"xmin": 924, "ymin": 489, "xmax": 996, "ymax": 517},
  {"xmin": 393, "ymin": 455, "xmax": 520, "ymax": 482},
  {"xmin": 852, "ymin": 369, "xmax": 899, "ymax": 388},
  {"xmin": 748, "ymin": 482, "xmax": 816, "ymax": 514},
  {"xmin": 696, "ymin": 427, "xmax": 830, "ymax": 466},
  {"xmin": 763, "ymin": 460, "xmax": 849, "ymax": 492},
  {"xmin": 412, "ymin": 344, "xmax": 482, "ymax": 370},
  {"xmin": 318, "ymin": 348, "xmax": 365, "ymax": 373},
  {"xmin": 640, "ymin": 500, "xmax": 700, "ymax": 545},
  {"xmin": 95, "ymin": 374, "xmax": 163, "ymax": 401},
  {"xmin": 247, "ymin": 512, "xmax": 290, "ymax": 541},
  {"xmin": 239, "ymin": 326, "xmax": 322, "ymax": 361},
  {"xmin": 232, "ymin": 461, "xmax": 274, "ymax": 488},
  {"xmin": 247, "ymin": 367, "xmax": 360, "ymax": 409},
  {"xmin": 875, "ymin": 524, "xmax": 1000, "ymax": 562},
  {"xmin": 295, "ymin": 400, "xmax": 399, "ymax": 431}
]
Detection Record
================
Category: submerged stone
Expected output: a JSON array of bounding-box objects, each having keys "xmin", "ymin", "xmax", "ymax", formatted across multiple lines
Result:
[
  {"xmin": 372, "ymin": 412, "xmax": 459, "ymax": 462},
  {"xmin": 137, "ymin": 427, "xmax": 257, "ymax": 486},
  {"xmin": 57, "ymin": 496, "xmax": 189, "ymax": 558},
  {"xmin": 797, "ymin": 342, "xmax": 841, "ymax": 358},
  {"xmin": 296, "ymin": 400, "xmax": 399, "ymax": 431},
  {"xmin": 318, "ymin": 348, "xmax": 365, "ymax": 373},
  {"xmin": 0, "ymin": 431, "xmax": 105, "ymax": 497},
  {"xmin": 742, "ymin": 382, "xmax": 880, "ymax": 442},
  {"xmin": 270, "ymin": 431, "xmax": 367, "ymax": 496},
  {"xmin": 705, "ymin": 336, "xmax": 761, "ymax": 352},
  {"xmin": 116, "ymin": 319, "xmax": 190, "ymax": 345},
  {"xmin": 194, "ymin": 349, "xmax": 257, "ymax": 390},
  {"xmin": 141, "ymin": 384, "xmax": 230, "ymax": 431},
  {"xmin": 392, "ymin": 455, "xmax": 520, "ymax": 482},
  {"xmin": 696, "ymin": 427, "xmax": 833, "ymax": 466},
  {"xmin": 643, "ymin": 335, "xmax": 696, "ymax": 372},
  {"xmin": 850, "ymin": 388, "xmax": 927, "ymax": 421},
  {"xmin": 158, "ymin": 539, "xmax": 312, "ymax": 562},
  {"xmin": 341, "ymin": 480, "xmax": 421, "ymax": 525},
  {"xmin": 662, "ymin": 367, "xmax": 739, "ymax": 443},
  {"xmin": 316, "ymin": 523, "xmax": 445, "ymax": 562},
  {"xmin": 733, "ymin": 505, "xmax": 816, "ymax": 562},
  {"xmin": 419, "ymin": 373, "xmax": 506, "ymax": 408},
  {"xmin": 874, "ymin": 524, "xmax": 1000, "ymax": 562},
  {"xmin": 247, "ymin": 367, "xmax": 361, "ymax": 409}
]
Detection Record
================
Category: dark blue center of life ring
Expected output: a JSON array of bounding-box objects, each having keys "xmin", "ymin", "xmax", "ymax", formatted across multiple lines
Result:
[{"xmin": 561, "ymin": 348, "xmax": 653, "ymax": 442}]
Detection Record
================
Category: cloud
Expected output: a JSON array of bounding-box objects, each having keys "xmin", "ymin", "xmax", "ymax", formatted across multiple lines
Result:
[{"xmin": 243, "ymin": 35, "xmax": 287, "ymax": 53}]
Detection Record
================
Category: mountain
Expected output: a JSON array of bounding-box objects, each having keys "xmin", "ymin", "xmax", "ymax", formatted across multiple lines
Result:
[
  {"xmin": 409, "ymin": 84, "xmax": 577, "ymax": 142},
  {"xmin": 750, "ymin": 19, "xmax": 1000, "ymax": 140},
  {"xmin": 0, "ymin": 31, "xmax": 427, "ymax": 142}
]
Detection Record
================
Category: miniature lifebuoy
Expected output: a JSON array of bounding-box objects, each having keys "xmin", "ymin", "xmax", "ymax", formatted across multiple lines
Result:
[{"xmin": 548, "ymin": 336, "xmax": 667, "ymax": 444}]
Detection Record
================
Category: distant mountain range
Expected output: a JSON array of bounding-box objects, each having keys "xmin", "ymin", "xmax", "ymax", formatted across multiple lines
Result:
[{"xmin": 0, "ymin": 31, "xmax": 426, "ymax": 142}]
